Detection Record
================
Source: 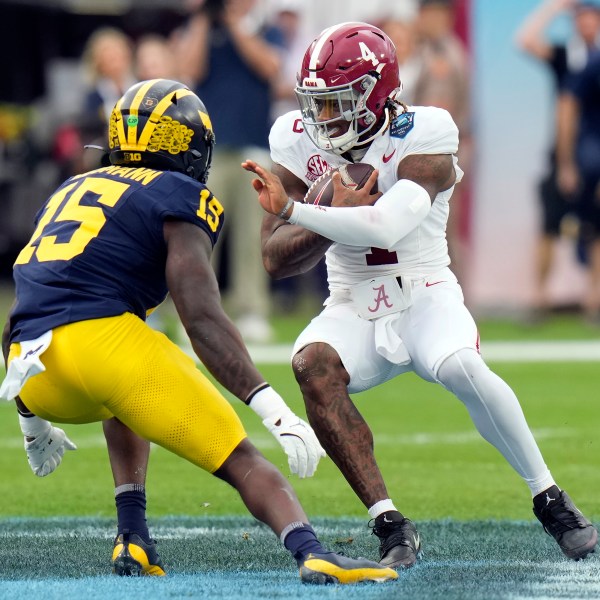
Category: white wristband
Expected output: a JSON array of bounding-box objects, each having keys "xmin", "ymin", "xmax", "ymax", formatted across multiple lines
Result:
[
  {"xmin": 277, "ymin": 197, "xmax": 295, "ymax": 220},
  {"xmin": 248, "ymin": 385, "xmax": 291, "ymax": 422},
  {"xmin": 19, "ymin": 414, "xmax": 51, "ymax": 439}
]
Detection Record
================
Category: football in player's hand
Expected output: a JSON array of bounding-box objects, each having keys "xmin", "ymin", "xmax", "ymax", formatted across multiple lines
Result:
[{"xmin": 304, "ymin": 163, "xmax": 378, "ymax": 206}]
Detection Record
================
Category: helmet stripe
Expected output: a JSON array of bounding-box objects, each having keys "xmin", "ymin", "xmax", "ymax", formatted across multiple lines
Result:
[
  {"xmin": 308, "ymin": 23, "xmax": 347, "ymax": 71},
  {"xmin": 126, "ymin": 79, "xmax": 160, "ymax": 146},
  {"xmin": 112, "ymin": 95, "xmax": 128, "ymax": 149},
  {"xmin": 198, "ymin": 109, "xmax": 213, "ymax": 133},
  {"xmin": 136, "ymin": 88, "xmax": 194, "ymax": 149}
]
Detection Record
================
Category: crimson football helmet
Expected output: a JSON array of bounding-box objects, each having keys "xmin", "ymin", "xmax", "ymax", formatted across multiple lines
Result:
[
  {"xmin": 108, "ymin": 79, "xmax": 215, "ymax": 183},
  {"xmin": 295, "ymin": 22, "xmax": 401, "ymax": 154}
]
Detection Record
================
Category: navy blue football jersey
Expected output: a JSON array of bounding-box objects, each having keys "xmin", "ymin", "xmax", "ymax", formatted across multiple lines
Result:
[{"xmin": 9, "ymin": 165, "xmax": 224, "ymax": 342}]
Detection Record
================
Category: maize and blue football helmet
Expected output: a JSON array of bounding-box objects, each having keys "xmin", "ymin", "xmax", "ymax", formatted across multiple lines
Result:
[{"xmin": 108, "ymin": 79, "xmax": 215, "ymax": 184}]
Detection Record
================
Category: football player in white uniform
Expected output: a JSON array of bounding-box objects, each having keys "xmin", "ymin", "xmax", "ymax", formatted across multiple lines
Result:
[{"xmin": 243, "ymin": 22, "xmax": 597, "ymax": 567}]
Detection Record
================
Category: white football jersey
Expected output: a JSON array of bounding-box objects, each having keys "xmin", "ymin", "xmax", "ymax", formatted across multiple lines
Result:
[{"xmin": 269, "ymin": 106, "xmax": 463, "ymax": 294}]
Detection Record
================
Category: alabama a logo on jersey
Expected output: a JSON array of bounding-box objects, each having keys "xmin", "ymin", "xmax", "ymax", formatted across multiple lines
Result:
[{"xmin": 390, "ymin": 112, "xmax": 415, "ymax": 139}]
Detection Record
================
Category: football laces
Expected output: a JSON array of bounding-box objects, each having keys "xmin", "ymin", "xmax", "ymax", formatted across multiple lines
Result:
[{"xmin": 304, "ymin": 167, "xmax": 335, "ymax": 203}]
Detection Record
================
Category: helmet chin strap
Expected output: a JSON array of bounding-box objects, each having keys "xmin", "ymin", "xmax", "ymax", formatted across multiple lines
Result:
[
  {"xmin": 353, "ymin": 86, "xmax": 404, "ymax": 149},
  {"xmin": 353, "ymin": 105, "xmax": 391, "ymax": 149},
  {"xmin": 313, "ymin": 89, "xmax": 395, "ymax": 155},
  {"xmin": 321, "ymin": 107, "xmax": 383, "ymax": 155},
  {"xmin": 330, "ymin": 90, "xmax": 396, "ymax": 154}
]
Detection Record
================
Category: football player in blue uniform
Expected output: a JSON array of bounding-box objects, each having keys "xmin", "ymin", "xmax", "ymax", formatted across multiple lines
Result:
[{"xmin": 0, "ymin": 79, "xmax": 397, "ymax": 584}]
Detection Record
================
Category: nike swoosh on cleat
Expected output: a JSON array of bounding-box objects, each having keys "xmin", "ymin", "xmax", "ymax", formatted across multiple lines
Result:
[
  {"xmin": 425, "ymin": 281, "xmax": 446, "ymax": 287},
  {"xmin": 382, "ymin": 149, "xmax": 396, "ymax": 163}
]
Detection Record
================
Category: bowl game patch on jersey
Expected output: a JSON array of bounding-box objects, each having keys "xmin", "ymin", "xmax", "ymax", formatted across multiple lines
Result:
[{"xmin": 390, "ymin": 112, "xmax": 415, "ymax": 139}]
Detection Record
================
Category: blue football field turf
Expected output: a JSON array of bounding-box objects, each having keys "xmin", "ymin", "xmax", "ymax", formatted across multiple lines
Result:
[{"xmin": 1, "ymin": 517, "xmax": 598, "ymax": 599}]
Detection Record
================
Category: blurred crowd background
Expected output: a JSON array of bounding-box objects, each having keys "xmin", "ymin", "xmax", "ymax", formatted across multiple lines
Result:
[{"xmin": 1, "ymin": 0, "xmax": 599, "ymax": 342}]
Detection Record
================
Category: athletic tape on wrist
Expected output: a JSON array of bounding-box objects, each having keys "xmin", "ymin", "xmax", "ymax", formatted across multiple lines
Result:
[
  {"xmin": 248, "ymin": 385, "xmax": 289, "ymax": 422},
  {"xmin": 244, "ymin": 382, "xmax": 270, "ymax": 405},
  {"xmin": 18, "ymin": 414, "xmax": 50, "ymax": 439}
]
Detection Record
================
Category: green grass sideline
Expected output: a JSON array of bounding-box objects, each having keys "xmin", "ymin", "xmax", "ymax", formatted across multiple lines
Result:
[
  {"xmin": 0, "ymin": 281, "xmax": 598, "ymax": 522},
  {"xmin": 1, "ymin": 362, "xmax": 598, "ymax": 523}
]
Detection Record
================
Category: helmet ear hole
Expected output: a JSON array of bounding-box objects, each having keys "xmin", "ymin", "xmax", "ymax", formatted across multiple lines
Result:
[{"xmin": 183, "ymin": 148, "xmax": 212, "ymax": 184}]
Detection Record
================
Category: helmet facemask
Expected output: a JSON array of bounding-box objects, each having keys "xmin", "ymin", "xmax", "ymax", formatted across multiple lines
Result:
[{"xmin": 296, "ymin": 73, "xmax": 380, "ymax": 154}]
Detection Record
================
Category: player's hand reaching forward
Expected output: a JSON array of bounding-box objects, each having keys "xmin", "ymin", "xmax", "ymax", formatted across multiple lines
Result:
[
  {"xmin": 248, "ymin": 384, "xmax": 326, "ymax": 478},
  {"xmin": 242, "ymin": 159, "xmax": 291, "ymax": 217},
  {"xmin": 19, "ymin": 413, "xmax": 77, "ymax": 477},
  {"xmin": 243, "ymin": 159, "xmax": 381, "ymax": 219},
  {"xmin": 265, "ymin": 411, "xmax": 326, "ymax": 478}
]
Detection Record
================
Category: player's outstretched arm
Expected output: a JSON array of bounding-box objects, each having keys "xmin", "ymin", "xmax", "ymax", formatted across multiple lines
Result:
[
  {"xmin": 164, "ymin": 220, "xmax": 325, "ymax": 477},
  {"xmin": 17, "ymin": 401, "xmax": 78, "ymax": 477},
  {"xmin": 254, "ymin": 162, "xmax": 333, "ymax": 279}
]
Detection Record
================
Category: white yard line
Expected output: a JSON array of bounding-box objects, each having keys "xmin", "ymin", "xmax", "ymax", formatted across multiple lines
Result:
[
  {"xmin": 0, "ymin": 427, "xmax": 576, "ymax": 450},
  {"xmin": 241, "ymin": 340, "xmax": 600, "ymax": 364}
]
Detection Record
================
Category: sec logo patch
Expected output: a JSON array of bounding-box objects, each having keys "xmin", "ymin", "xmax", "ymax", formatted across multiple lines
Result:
[{"xmin": 305, "ymin": 154, "xmax": 329, "ymax": 182}]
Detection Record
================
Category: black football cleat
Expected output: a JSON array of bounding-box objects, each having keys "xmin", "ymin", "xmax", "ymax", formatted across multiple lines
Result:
[
  {"xmin": 299, "ymin": 552, "xmax": 398, "ymax": 584},
  {"xmin": 370, "ymin": 511, "xmax": 422, "ymax": 569},
  {"xmin": 533, "ymin": 488, "xmax": 598, "ymax": 560},
  {"xmin": 112, "ymin": 530, "xmax": 166, "ymax": 576}
]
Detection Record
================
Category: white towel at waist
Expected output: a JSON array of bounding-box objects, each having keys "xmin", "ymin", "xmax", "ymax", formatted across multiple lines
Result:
[
  {"xmin": 373, "ymin": 313, "xmax": 411, "ymax": 365},
  {"xmin": 0, "ymin": 331, "xmax": 53, "ymax": 401}
]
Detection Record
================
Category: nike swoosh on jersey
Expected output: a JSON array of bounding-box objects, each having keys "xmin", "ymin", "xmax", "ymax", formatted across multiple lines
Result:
[
  {"xmin": 382, "ymin": 149, "xmax": 396, "ymax": 163},
  {"xmin": 425, "ymin": 281, "xmax": 446, "ymax": 287}
]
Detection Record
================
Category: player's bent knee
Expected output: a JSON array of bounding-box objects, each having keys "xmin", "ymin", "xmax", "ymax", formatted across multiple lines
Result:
[
  {"xmin": 214, "ymin": 439, "xmax": 274, "ymax": 485},
  {"xmin": 437, "ymin": 347, "xmax": 490, "ymax": 391},
  {"xmin": 292, "ymin": 343, "xmax": 347, "ymax": 388},
  {"xmin": 214, "ymin": 439, "xmax": 293, "ymax": 501}
]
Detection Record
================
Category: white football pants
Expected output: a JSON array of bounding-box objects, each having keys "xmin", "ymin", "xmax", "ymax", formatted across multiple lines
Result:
[{"xmin": 436, "ymin": 348, "xmax": 555, "ymax": 496}]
